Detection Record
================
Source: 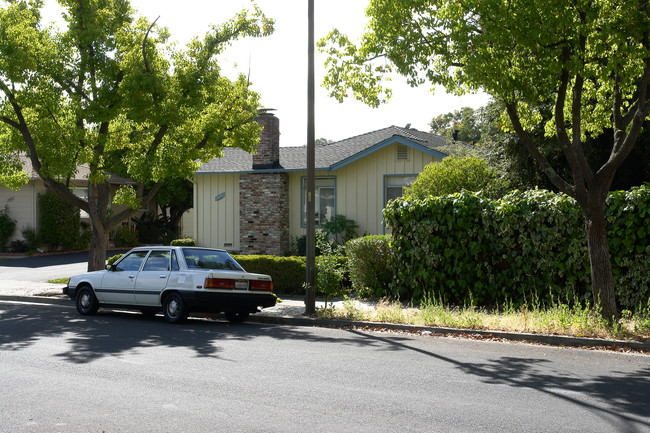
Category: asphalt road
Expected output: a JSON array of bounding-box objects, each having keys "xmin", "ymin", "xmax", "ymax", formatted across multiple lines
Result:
[
  {"xmin": 1, "ymin": 301, "xmax": 648, "ymax": 433},
  {"xmin": 0, "ymin": 250, "xmax": 128, "ymax": 283}
]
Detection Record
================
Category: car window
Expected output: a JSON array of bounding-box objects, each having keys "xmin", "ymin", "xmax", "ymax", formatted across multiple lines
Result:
[
  {"xmin": 182, "ymin": 248, "xmax": 244, "ymax": 271},
  {"xmin": 114, "ymin": 251, "xmax": 148, "ymax": 272},
  {"xmin": 143, "ymin": 250, "xmax": 170, "ymax": 272},
  {"xmin": 171, "ymin": 250, "xmax": 180, "ymax": 271}
]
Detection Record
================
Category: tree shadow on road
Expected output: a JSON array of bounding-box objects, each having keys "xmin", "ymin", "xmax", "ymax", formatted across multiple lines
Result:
[
  {"xmin": 0, "ymin": 302, "xmax": 406, "ymax": 364},
  {"xmin": 2, "ymin": 302, "xmax": 648, "ymax": 432},
  {"xmin": 345, "ymin": 328, "xmax": 650, "ymax": 433}
]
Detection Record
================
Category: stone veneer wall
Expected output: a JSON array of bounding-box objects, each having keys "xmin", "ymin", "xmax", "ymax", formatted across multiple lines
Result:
[{"xmin": 239, "ymin": 172, "xmax": 290, "ymax": 255}]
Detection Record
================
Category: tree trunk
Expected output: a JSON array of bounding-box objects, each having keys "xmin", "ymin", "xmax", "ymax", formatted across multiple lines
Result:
[
  {"xmin": 87, "ymin": 223, "xmax": 109, "ymax": 272},
  {"xmin": 584, "ymin": 206, "xmax": 619, "ymax": 320}
]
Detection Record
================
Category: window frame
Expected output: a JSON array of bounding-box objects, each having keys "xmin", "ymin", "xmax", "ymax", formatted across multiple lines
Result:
[{"xmin": 300, "ymin": 176, "xmax": 337, "ymax": 228}]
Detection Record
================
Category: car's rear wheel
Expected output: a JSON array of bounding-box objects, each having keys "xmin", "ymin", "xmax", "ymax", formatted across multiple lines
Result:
[
  {"xmin": 75, "ymin": 286, "xmax": 99, "ymax": 316},
  {"xmin": 225, "ymin": 311, "xmax": 250, "ymax": 324},
  {"xmin": 163, "ymin": 293, "xmax": 188, "ymax": 324}
]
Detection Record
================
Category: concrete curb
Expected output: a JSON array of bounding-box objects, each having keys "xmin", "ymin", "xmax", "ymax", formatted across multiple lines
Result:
[
  {"xmin": 248, "ymin": 314, "xmax": 650, "ymax": 352},
  {"xmin": 2, "ymin": 294, "xmax": 648, "ymax": 352}
]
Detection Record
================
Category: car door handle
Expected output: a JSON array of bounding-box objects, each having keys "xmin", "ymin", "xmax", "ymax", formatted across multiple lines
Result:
[
  {"xmin": 128, "ymin": 275, "xmax": 135, "ymax": 279},
  {"xmin": 159, "ymin": 275, "xmax": 167, "ymax": 279}
]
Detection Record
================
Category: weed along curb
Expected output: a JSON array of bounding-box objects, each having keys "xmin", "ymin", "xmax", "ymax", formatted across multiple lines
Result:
[{"xmin": 2, "ymin": 294, "xmax": 648, "ymax": 352}]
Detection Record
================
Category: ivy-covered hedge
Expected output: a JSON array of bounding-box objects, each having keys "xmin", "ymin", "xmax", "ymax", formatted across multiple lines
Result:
[
  {"xmin": 233, "ymin": 255, "xmax": 306, "ymax": 295},
  {"xmin": 384, "ymin": 186, "xmax": 650, "ymax": 310}
]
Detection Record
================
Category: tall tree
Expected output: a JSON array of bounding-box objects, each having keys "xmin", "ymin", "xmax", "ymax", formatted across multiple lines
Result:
[
  {"xmin": 319, "ymin": 0, "xmax": 650, "ymax": 319},
  {"xmin": 0, "ymin": 0, "xmax": 273, "ymax": 270},
  {"xmin": 430, "ymin": 106, "xmax": 482, "ymax": 144}
]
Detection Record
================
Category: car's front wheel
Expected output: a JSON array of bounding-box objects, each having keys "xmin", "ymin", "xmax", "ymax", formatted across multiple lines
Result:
[
  {"xmin": 225, "ymin": 311, "xmax": 250, "ymax": 324},
  {"xmin": 162, "ymin": 293, "xmax": 188, "ymax": 324},
  {"xmin": 75, "ymin": 286, "xmax": 99, "ymax": 316}
]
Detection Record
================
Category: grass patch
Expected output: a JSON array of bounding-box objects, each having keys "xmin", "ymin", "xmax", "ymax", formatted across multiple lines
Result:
[
  {"xmin": 316, "ymin": 299, "xmax": 650, "ymax": 341},
  {"xmin": 47, "ymin": 277, "xmax": 69, "ymax": 284}
]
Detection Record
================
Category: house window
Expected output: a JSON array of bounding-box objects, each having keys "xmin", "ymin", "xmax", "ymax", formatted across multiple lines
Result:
[
  {"xmin": 396, "ymin": 144, "xmax": 409, "ymax": 161},
  {"xmin": 384, "ymin": 175, "xmax": 417, "ymax": 206},
  {"xmin": 302, "ymin": 176, "xmax": 336, "ymax": 227}
]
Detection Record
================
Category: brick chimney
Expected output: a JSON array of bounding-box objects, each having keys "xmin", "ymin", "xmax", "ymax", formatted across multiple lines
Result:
[{"xmin": 253, "ymin": 108, "xmax": 280, "ymax": 169}]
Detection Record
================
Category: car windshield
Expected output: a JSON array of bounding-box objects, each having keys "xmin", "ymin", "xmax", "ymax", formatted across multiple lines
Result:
[{"xmin": 181, "ymin": 248, "xmax": 244, "ymax": 271}]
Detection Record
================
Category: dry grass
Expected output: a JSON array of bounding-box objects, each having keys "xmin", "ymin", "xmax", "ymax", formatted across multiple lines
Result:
[{"xmin": 316, "ymin": 299, "xmax": 650, "ymax": 341}]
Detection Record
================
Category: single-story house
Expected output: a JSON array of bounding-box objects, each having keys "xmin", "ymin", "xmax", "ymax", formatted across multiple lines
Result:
[
  {"xmin": 0, "ymin": 156, "xmax": 135, "ymax": 245},
  {"xmin": 185, "ymin": 110, "xmax": 450, "ymax": 255}
]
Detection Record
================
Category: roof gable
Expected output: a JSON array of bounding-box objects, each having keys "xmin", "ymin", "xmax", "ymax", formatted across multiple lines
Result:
[{"xmin": 196, "ymin": 125, "xmax": 450, "ymax": 175}]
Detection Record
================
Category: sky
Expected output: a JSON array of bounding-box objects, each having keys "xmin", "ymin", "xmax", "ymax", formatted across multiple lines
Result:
[{"xmin": 41, "ymin": 0, "xmax": 490, "ymax": 147}]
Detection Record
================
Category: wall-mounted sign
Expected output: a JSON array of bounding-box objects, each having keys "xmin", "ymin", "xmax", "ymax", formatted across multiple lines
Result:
[{"xmin": 215, "ymin": 192, "xmax": 226, "ymax": 201}]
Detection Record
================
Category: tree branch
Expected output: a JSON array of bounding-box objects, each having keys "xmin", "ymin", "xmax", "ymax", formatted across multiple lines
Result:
[
  {"xmin": 142, "ymin": 16, "xmax": 161, "ymax": 75},
  {"xmin": 505, "ymin": 102, "xmax": 574, "ymax": 196}
]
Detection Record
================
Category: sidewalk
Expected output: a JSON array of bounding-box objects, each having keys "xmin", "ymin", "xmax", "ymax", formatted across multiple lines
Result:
[{"xmin": 1, "ymin": 281, "xmax": 648, "ymax": 352}]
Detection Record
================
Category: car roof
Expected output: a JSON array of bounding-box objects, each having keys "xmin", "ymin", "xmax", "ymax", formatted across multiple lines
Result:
[{"xmin": 127, "ymin": 246, "xmax": 228, "ymax": 253}]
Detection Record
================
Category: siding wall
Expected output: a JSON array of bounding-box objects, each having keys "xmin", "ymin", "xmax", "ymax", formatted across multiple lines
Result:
[
  {"xmin": 288, "ymin": 142, "xmax": 439, "ymax": 238},
  {"xmin": 194, "ymin": 173, "xmax": 240, "ymax": 251},
  {"xmin": 0, "ymin": 182, "xmax": 46, "ymax": 243}
]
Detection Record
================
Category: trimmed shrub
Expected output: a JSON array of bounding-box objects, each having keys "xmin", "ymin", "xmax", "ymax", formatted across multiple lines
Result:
[
  {"xmin": 0, "ymin": 205, "xmax": 16, "ymax": 251},
  {"xmin": 233, "ymin": 255, "xmax": 306, "ymax": 295},
  {"xmin": 404, "ymin": 156, "xmax": 508, "ymax": 200},
  {"xmin": 170, "ymin": 238, "xmax": 196, "ymax": 246},
  {"xmin": 38, "ymin": 191, "xmax": 80, "ymax": 251},
  {"xmin": 114, "ymin": 226, "xmax": 139, "ymax": 247},
  {"xmin": 345, "ymin": 235, "xmax": 394, "ymax": 298}
]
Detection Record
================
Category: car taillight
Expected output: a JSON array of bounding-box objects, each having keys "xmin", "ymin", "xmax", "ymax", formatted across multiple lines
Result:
[
  {"xmin": 205, "ymin": 278, "xmax": 236, "ymax": 289},
  {"xmin": 250, "ymin": 280, "xmax": 273, "ymax": 291}
]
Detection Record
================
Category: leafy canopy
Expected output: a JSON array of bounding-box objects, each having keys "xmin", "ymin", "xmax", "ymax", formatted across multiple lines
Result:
[
  {"xmin": 0, "ymin": 0, "xmax": 274, "ymax": 201},
  {"xmin": 319, "ymin": 0, "xmax": 649, "ymax": 142}
]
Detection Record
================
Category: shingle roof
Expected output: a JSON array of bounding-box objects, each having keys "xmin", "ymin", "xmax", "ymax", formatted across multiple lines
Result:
[{"xmin": 196, "ymin": 126, "xmax": 449, "ymax": 174}]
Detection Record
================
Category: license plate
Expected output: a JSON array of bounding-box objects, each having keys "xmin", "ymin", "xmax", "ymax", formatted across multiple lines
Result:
[{"xmin": 235, "ymin": 281, "xmax": 248, "ymax": 290}]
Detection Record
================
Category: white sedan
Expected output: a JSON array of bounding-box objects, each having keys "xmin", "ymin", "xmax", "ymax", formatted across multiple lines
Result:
[{"xmin": 64, "ymin": 246, "xmax": 276, "ymax": 323}]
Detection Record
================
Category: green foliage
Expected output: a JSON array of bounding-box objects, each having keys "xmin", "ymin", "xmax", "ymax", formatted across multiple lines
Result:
[
  {"xmin": 106, "ymin": 254, "xmax": 124, "ymax": 266},
  {"xmin": 320, "ymin": 214, "xmax": 358, "ymax": 246},
  {"xmin": 114, "ymin": 226, "xmax": 139, "ymax": 247},
  {"xmin": 345, "ymin": 235, "xmax": 394, "ymax": 298},
  {"xmin": 233, "ymin": 255, "xmax": 306, "ymax": 295},
  {"xmin": 38, "ymin": 191, "xmax": 81, "ymax": 251},
  {"xmin": 0, "ymin": 0, "xmax": 274, "ymax": 268},
  {"xmin": 315, "ymin": 254, "xmax": 349, "ymax": 301},
  {"xmin": 170, "ymin": 238, "xmax": 196, "ymax": 246},
  {"xmin": 8, "ymin": 239, "xmax": 28, "ymax": 253},
  {"xmin": 384, "ymin": 186, "xmax": 650, "ymax": 311},
  {"xmin": 132, "ymin": 212, "xmax": 175, "ymax": 245},
  {"xmin": 0, "ymin": 205, "xmax": 16, "ymax": 251},
  {"xmin": 431, "ymin": 107, "xmax": 483, "ymax": 144},
  {"xmin": 404, "ymin": 156, "xmax": 507, "ymax": 200},
  {"xmin": 20, "ymin": 226, "xmax": 40, "ymax": 252},
  {"xmin": 320, "ymin": 0, "xmax": 650, "ymax": 318},
  {"xmin": 605, "ymin": 186, "xmax": 650, "ymax": 309}
]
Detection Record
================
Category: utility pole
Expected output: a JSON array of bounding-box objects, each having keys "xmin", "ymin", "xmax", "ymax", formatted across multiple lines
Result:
[{"xmin": 305, "ymin": 0, "xmax": 316, "ymax": 315}]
